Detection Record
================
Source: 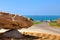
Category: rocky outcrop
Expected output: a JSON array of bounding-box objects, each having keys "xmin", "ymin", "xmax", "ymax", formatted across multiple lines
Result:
[
  {"xmin": 57, "ymin": 18, "xmax": 60, "ymax": 26},
  {"xmin": 0, "ymin": 12, "xmax": 33, "ymax": 29}
]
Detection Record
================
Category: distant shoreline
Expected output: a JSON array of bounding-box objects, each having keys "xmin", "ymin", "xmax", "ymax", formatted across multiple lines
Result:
[{"xmin": 25, "ymin": 15, "xmax": 60, "ymax": 21}]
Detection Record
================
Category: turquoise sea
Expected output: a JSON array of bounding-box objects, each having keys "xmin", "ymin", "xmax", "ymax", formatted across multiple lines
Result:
[{"xmin": 25, "ymin": 15, "xmax": 60, "ymax": 21}]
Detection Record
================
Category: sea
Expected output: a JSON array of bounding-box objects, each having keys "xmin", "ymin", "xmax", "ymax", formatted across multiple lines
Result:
[{"xmin": 25, "ymin": 15, "xmax": 60, "ymax": 21}]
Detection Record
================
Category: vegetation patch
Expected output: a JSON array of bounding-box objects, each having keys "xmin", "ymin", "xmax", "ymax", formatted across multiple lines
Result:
[
  {"xmin": 49, "ymin": 21, "xmax": 60, "ymax": 28},
  {"xmin": 50, "ymin": 22, "xmax": 56, "ymax": 26},
  {"xmin": 34, "ymin": 22, "xmax": 41, "ymax": 24}
]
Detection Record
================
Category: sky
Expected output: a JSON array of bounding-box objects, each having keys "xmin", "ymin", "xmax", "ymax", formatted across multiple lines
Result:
[{"xmin": 0, "ymin": 0, "xmax": 60, "ymax": 15}]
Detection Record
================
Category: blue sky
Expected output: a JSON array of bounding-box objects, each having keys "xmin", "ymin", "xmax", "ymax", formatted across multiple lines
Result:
[{"xmin": 0, "ymin": 0, "xmax": 60, "ymax": 15}]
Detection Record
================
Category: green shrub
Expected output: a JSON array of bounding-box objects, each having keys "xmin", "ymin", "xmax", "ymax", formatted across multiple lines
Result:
[
  {"xmin": 50, "ymin": 22, "xmax": 56, "ymax": 26},
  {"xmin": 34, "ymin": 22, "xmax": 40, "ymax": 24}
]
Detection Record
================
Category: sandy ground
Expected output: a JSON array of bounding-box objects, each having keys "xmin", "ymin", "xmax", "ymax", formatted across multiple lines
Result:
[
  {"xmin": 19, "ymin": 22, "xmax": 60, "ymax": 35},
  {"xmin": 0, "ymin": 22, "xmax": 60, "ymax": 40},
  {"xmin": 0, "ymin": 22, "xmax": 60, "ymax": 36}
]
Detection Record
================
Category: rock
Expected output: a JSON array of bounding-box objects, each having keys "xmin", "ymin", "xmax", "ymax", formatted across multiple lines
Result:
[
  {"xmin": 0, "ymin": 12, "xmax": 33, "ymax": 29},
  {"xmin": 57, "ymin": 18, "xmax": 60, "ymax": 26}
]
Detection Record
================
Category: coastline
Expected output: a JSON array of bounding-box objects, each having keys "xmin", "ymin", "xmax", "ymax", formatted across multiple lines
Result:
[{"xmin": 25, "ymin": 15, "xmax": 60, "ymax": 21}]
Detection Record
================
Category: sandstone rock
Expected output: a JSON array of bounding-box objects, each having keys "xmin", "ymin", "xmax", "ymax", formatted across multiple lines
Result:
[
  {"xmin": 57, "ymin": 18, "xmax": 60, "ymax": 26},
  {"xmin": 0, "ymin": 12, "xmax": 33, "ymax": 29}
]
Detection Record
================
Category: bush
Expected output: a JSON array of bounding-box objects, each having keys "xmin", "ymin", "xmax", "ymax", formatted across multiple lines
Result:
[
  {"xmin": 34, "ymin": 22, "xmax": 40, "ymax": 24},
  {"xmin": 50, "ymin": 22, "xmax": 56, "ymax": 26},
  {"xmin": 30, "ymin": 18, "xmax": 34, "ymax": 21}
]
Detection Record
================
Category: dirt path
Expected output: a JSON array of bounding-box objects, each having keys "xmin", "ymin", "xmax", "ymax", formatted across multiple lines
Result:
[{"xmin": 20, "ymin": 22, "xmax": 60, "ymax": 35}]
